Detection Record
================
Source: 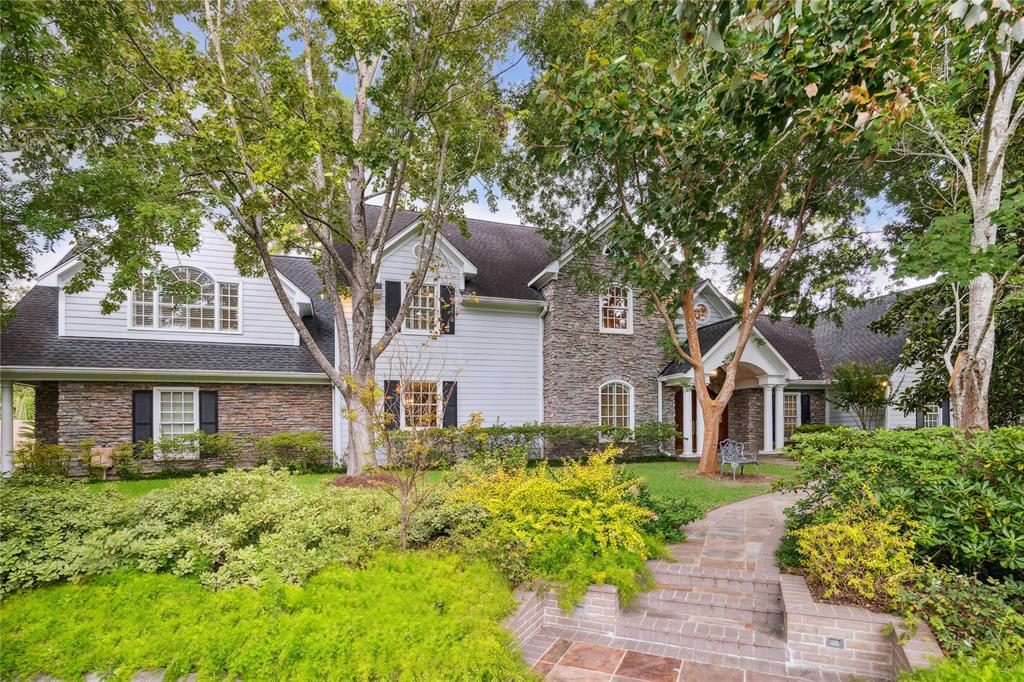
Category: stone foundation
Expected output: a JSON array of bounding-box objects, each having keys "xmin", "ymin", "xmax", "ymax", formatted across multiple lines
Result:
[{"xmin": 49, "ymin": 381, "xmax": 333, "ymax": 471}]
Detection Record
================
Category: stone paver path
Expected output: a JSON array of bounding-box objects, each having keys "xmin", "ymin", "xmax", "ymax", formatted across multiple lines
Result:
[{"xmin": 529, "ymin": 492, "xmax": 827, "ymax": 682}]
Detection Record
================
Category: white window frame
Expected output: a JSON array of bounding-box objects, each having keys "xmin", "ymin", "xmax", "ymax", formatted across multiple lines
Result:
[
  {"xmin": 598, "ymin": 285, "xmax": 633, "ymax": 335},
  {"xmin": 400, "ymin": 380, "xmax": 442, "ymax": 430},
  {"xmin": 401, "ymin": 281, "xmax": 440, "ymax": 335},
  {"xmin": 783, "ymin": 391, "xmax": 802, "ymax": 438},
  {"xmin": 598, "ymin": 380, "xmax": 635, "ymax": 433},
  {"xmin": 128, "ymin": 268, "xmax": 243, "ymax": 335},
  {"xmin": 152, "ymin": 386, "xmax": 200, "ymax": 459},
  {"xmin": 923, "ymin": 403, "xmax": 942, "ymax": 428},
  {"xmin": 693, "ymin": 303, "xmax": 710, "ymax": 324}
]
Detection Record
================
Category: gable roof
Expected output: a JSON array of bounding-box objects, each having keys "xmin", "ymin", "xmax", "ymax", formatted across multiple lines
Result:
[
  {"xmin": 659, "ymin": 293, "xmax": 907, "ymax": 381},
  {"xmin": 345, "ymin": 205, "xmax": 554, "ymax": 301},
  {"xmin": 1, "ymin": 256, "xmax": 333, "ymax": 376}
]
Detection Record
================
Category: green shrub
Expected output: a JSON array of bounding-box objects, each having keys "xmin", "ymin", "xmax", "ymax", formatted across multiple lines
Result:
[
  {"xmin": 0, "ymin": 553, "xmax": 530, "ymax": 681},
  {"xmin": 791, "ymin": 423, "xmax": 842, "ymax": 436},
  {"xmin": 900, "ymin": 658, "xmax": 1024, "ymax": 681},
  {"xmin": 625, "ymin": 476, "xmax": 702, "ymax": 543},
  {"xmin": 895, "ymin": 566, "xmax": 1024, "ymax": 663},
  {"xmin": 778, "ymin": 427, "xmax": 1024, "ymax": 579},
  {"xmin": 794, "ymin": 509, "xmax": 919, "ymax": 604},
  {"xmin": 1, "ymin": 468, "xmax": 399, "ymax": 595},
  {"xmin": 12, "ymin": 441, "xmax": 75, "ymax": 478},
  {"xmin": 0, "ymin": 477, "xmax": 124, "ymax": 595},
  {"xmin": 451, "ymin": 447, "xmax": 663, "ymax": 608},
  {"xmin": 254, "ymin": 431, "xmax": 333, "ymax": 473}
]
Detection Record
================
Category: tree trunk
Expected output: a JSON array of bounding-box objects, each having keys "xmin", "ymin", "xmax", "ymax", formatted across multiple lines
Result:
[
  {"xmin": 696, "ymin": 401, "xmax": 723, "ymax": 475},
  {"xmin": 346, "ymin": 396, "xmax": 374, "ymax": 475}
]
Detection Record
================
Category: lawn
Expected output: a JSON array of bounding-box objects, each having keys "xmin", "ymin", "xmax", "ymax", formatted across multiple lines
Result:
[
  {"xmin": 0, "ymin": 553, "xmax": 529, "ymax": 681},
  {"xmin": 87, "ymin": 459, "xmax": 797, "ymax": 511}
]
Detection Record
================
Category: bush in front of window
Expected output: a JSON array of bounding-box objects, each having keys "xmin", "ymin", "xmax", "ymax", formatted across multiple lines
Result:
[
  {"xmin": 254, "ymin": 430, "xmax": 333, "ymax": 473},
  {"xmin": 10, "ymin": 440, "xmax": 76, "ymax": 479}
]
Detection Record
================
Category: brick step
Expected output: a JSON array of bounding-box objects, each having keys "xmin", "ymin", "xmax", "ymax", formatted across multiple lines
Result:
[
  {"xmin": 526, "ymin": 626, "xmax": 811, "ymax": 679},
  {"xmin": 633, "ymin": 584, "xmax": 783, "ymax": 626},
  {"xmin": 615, "ymin": 608, "xmax": 788, "ymax": 662},
  {"xmin": 647, "ymin": 561, "xmax": 782, "ymax": 596}
]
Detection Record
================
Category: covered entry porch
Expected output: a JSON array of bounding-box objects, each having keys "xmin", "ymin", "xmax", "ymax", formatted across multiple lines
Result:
[{"xmin": 655, "ymin": 323, "xmax": 804, "ymax": 457}]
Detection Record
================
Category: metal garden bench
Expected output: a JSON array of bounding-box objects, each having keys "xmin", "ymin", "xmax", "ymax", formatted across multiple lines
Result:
[{"xmin": 718, "ymin": 439, "xmax": 758, "ymax": 480}]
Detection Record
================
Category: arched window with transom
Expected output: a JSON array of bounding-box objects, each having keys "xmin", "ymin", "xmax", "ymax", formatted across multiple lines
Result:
[
  {"xmin": 599, "ymin": 380, "xmax": 634, "ymax": 429},
  {"xmin": 132, "ymin": 266, "xmax": 240, "ymax": 332}
]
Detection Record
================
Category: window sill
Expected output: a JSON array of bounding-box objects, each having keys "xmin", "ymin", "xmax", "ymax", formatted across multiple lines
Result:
[{"xmin": 599, "ymin": 327, "xmax": 633, "ymax": 335}]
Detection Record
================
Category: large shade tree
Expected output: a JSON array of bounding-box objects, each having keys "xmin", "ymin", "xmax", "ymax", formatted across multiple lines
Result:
[
  {"xmin": 507, "ymin": 1, "xmax": 915, "ymax": 472},
  {"xmin": 3, "ymin": 0, "xmax": 528, "ymax": 473}
]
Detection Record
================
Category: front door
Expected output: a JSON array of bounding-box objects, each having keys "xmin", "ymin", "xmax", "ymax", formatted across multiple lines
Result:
[{"xmin": 673, "ymin": 389, "xmax": 729, "ymax": 452}]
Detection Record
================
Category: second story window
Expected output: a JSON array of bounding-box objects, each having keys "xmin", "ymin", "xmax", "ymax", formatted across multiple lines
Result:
[
  {"xmin": 132, "ymin": 266, "xmax": 241, "ymax": 333},
  {"xmin": 600, "ymin": 285, "xmax": 632, "ymax": 333},
  {"xmin": 404, "ymin": 283, "xmax": 438, "ymax": 333}
]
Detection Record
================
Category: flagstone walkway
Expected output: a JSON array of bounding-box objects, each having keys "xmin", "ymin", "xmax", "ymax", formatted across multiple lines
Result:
[{"xmin": 526, "ymin": 492, "xmax": 833, "ymax": 682}]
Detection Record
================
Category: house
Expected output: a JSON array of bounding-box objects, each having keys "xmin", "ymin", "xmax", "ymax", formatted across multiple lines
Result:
[{"xmin": 0, "ymin": 208, "xmax": 946, "ymax": 473}]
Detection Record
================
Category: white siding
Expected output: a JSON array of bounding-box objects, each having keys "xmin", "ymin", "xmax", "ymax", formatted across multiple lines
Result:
[
  {"xmin": 61, "ymin": 225, "xmax": 300, "ymax": 346},
  {"xmin": 886, "ymin": 365, "xmax": 924, "ymax": 428},
  {"xmin": 825, "ymin": 364, "xmax": 925, "ymax": 429},
  {"xmin": 334, "ymin": 236, "xmax": 543, "ymax": 444}
]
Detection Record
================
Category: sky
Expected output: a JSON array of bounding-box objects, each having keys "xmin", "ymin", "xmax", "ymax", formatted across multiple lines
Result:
[{"xmin": 24, "ymin": 16, "xmax": 904, "ymax": 297}]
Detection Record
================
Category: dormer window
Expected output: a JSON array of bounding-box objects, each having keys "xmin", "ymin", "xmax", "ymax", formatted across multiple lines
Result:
[
  {"xmin": 599, "ymin": 285, "xmax": 632, "ymax": 334},
  {"xmin": 132, "ymin": 266, "xmax": 241, "ymax": 332}
]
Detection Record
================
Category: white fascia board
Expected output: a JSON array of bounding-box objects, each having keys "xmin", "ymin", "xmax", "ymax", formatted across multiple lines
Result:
[
  {"xmin": 381, "ymin": 219, "xmax": 478, "ymax": 278},
  {"xmin": 0, "ymin": 365, "xmax": 331, "ymax": 384},
  {"xmin": 275, "ymin": 271, "xmax": 314, "ymax": 317},
  {"xmin": 38, "ymin": 259, "xmax": 84, "ymax": 287},
  {"xmin": 679, "ymin": 321, "xmax": 802, "ymax": 382},
  {"xmin": 694, "ymin": 279, "xmax": 737, "ymax": 316}
]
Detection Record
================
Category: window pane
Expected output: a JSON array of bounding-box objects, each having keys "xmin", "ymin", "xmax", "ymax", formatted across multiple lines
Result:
[
  {"xmin": 600, "ymin": 286, "xmax": 630, "ymax": 330},
  {"xmin": 220, "ymin": 283, "xmax": 239, "ymax": 331},
  {"xmin": 158, "ymin": 390, "xmax": 197, "ymax": 440},
  {"xmin": 160, "ymin": 267, "xmax": 216, "ymax": 330},
  {"xmin": 402, "ymin": 381, "xmax": 439, "ymax": 428},
  {"xmin": 923, "ymin": 404, "xmax": 941, "ymax": 428},
  {"xmin": 784, "ymin": 394, "xmax": 798, "ymax": 438},
  {"xmin": 600, "ymin": 382, "xmax": 631, "ymax": 428},
  {"xmin": 405, "ymin": 285, "xmax": 438, "ymax": 332},
  {"xmin": 133, "ymin": 288, "xmax": 154, "ymax": 327}
]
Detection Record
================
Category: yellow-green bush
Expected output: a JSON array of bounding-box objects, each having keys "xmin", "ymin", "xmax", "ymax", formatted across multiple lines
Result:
[
  {"xmin": 451, "ymin": 447, "xmax": 662, "ymax": 607},
  {"xmin": 795, "ymin": 510, "xmax": 918, "ymax": 603}
]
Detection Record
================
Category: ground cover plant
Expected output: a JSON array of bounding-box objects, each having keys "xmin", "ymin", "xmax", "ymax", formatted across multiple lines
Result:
[
  {"xmin": 777, "ymin": 426, "xmax": 1024, "ymax": 665},
  {"xmin": 0, "ymin": 553, "xmax": 529, "ymax": 681}
]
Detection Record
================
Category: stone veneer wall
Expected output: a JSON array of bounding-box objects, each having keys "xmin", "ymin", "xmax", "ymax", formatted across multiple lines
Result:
[
  {"xmin": 540, "ymin": 256, "xmax": 668, "ymax": 429},
  {"xmin": 34, "ymin": 381, "xmax": 59, "ymax": 444},
  {"xmin": 726, "ymin": 388, "xmax": 827, "ymax": 454},
  {"xmin": 54, "ymin": 381, "xmax": 332, "ymax": 467}
]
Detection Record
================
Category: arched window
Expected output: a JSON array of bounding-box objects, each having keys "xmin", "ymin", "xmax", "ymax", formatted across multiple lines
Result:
[
  {"xmin": 599, "ymin": 381, "xmax": 633, "ymax": 429},
  {"xmin": 133, "ymin": 266, "xmax": 240, "ymax": 332},
  {"xmin": 693, "ymin": 303, "xmax": 709, "ymax": 323},
  {"xmin": 599, "ymin": 285, "xmax": 632, "ymax": 333}
]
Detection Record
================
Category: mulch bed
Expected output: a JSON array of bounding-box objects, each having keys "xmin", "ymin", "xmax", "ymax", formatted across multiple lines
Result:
[{"xmin": 328, "ymin": 473, "xmax": 401, "ymax": 489}]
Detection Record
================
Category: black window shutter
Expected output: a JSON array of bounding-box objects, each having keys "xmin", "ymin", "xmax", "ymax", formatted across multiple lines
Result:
[
  {"xmin": 132, "ymin": 390, "xmax": 153, "ymax": 443},
  {"xmin": 442, "ymin": 381, "xmax": 457, "ymax": 427},
  {"xmin": 383, "ymin": 380, "xmax": 401, "ymax": 430},
  {"xmin": 384, "ymin": 281, "xmax": 402, "ymax": 328},
  {"xmin": 199, "ymin": 391, "xmax": 219, "ymax": 434},
  {"xmin": 800, "ymin": 394, "xmax": 811, "ymax": 425},
  {"xmin": 942, "ymin": 396, "xmax": 951, "ymax": 426},
  {"xmin": 916, "ymin": 411, "xmax": 925, "ymax": 428},
  {"xmin": 440, "ymin": 285, "xmax": 456, "ymax": 335}
]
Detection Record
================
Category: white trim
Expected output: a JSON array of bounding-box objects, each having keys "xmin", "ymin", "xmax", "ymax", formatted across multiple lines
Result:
[
  {"xmin": 598, "ymin": 285, "xmax": 634, "ymax": 335},
  {"xmin": 527, "ymin": 213, "xmax": 617, "ymax": 288},
  {"xmin": 58, "ymin": 287, "xmax": 66, "ymax": 336},
  {"xmin": 538, "ymin": 314, "xmax": 545, "ymax": 422},
  {"xmin": 152, "ymin": 386, "xmax": 201, "ymax": 459},
  {"xmin": 0, "ymin": 366, "xmax": 330, "ymax": 383},
  {"xmin": 381, "ymin": 220, "xmax": 479, "ymax": 279},
  {"xmin": 598, "ymin": 379, "xmax": 635, "ymax": 430}
]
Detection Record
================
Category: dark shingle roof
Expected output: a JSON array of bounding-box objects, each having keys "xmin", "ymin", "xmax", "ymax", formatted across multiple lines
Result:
[
  {"xmin": 1, "ymin": 256, "xmax": 333, "ymax": 375},
  {"xmin": 350, "ymin": 205, "xmax": 553, "ymax": 301},
  {"xmin": 812, "ymin": 293, "xmax": 907, "ymax": 375},
  {"xmin": 658, "ymin": 294, "xmax": 906, "ymax": 380}
]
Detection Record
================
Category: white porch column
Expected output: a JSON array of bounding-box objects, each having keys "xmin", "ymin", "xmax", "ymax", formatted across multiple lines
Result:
[
  {"xmin": 657, "ymin": 380, "xmax": 663, "ymax": 424},
  {"xmin": 1, "ymin": 381, "xmax": 14, "ymax": 475},
  {"xmin": 762, "ymin": 384, "xmax": 774, "ymax": 453},
  {"xmin": 773, "ymin": 384, "xmax": 786, "ymax": 451},
  {"xmin": 682, "ymin": 388, "xmax": 693, "ymax": 456},
  {"xmin": 694, "ymin": 391, "xmax": 705, "ymax": 454}
]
